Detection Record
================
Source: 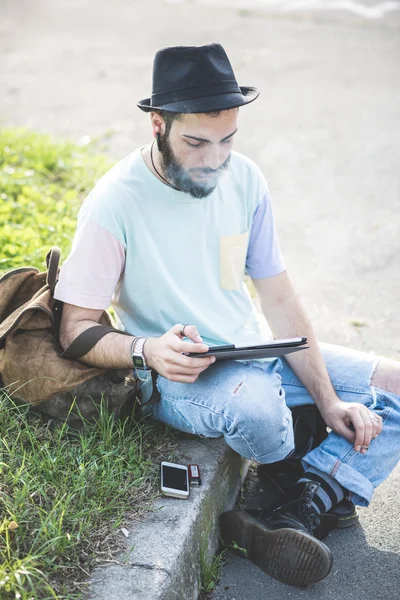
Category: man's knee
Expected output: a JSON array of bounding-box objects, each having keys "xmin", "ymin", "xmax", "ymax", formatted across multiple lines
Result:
[
  {"xmin": 255, "ymin": 420, "xmax": 295, "ymax": 463},
  {"xmin": 225, "ymin": 397, "xmax": 295, "ymax": 463}
]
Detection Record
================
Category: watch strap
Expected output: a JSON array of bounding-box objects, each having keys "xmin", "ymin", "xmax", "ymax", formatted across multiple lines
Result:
[{"xmin": 131, "ymin": 336, "xmax": 149, "ymax": 370}]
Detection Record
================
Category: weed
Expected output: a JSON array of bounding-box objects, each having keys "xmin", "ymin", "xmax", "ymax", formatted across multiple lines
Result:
[
  {"xmin": 350, "ymin": 319, "xmax": 368, "ymax": 328},
  {"xmin": 230, "ymin": 540, "xmax": 248, "ymax": 557},
  {"xmin": 199, "ymin": 546, "xmax": 227, "ymax": 596}
]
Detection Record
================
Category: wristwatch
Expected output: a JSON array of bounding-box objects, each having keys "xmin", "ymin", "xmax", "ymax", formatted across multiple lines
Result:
[{"xmin": 131, "ymin": 336, "xmax": 150, "ymax": 370}]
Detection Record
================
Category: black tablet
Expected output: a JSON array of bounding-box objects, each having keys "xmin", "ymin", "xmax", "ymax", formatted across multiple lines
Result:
[{"xmin": 187, "ymin": 337, "xmax": 309, "ymax": 361}]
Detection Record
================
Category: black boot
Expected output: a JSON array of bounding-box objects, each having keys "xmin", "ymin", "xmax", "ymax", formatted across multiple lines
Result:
[
  {"xmin": 257, "ymin": 463, "xmax": 359, "ymax": 535},
  {"xmin": 220, "ymin": 482, "xmax": 333, "ymax": 587},
  {"xmin": 316, "ymin": 498, "xmax": 359, "ymax": 539}
]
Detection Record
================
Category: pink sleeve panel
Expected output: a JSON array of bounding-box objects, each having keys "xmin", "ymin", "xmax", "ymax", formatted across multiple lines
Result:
[{"xmin": 54, "ymin": 220, "xmax": 125, "ymax": 310}]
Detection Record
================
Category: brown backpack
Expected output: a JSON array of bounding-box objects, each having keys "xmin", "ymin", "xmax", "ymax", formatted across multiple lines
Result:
[{"xmin": 0, "ymin": 247, "xmax": 138, "ymax": 428}]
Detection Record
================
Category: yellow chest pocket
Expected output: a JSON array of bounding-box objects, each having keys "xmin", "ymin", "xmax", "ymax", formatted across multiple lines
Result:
[{"xmin": 219, "ymin": 231, "xmax": 249, "ymax": 291}]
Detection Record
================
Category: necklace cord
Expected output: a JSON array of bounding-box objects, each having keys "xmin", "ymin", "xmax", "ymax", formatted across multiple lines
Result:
[{"xmin": 150, "ymin": 140, "xmax": 180, "ymax": 191}]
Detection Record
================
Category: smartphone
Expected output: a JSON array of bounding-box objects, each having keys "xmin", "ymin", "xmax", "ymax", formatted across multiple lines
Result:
[{"xmin": 160, "ymin": 461, "xmax": 190, "ymax": 499}]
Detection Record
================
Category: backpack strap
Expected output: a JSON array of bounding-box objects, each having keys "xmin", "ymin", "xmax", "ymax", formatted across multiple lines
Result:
[
  {"xmin": 49, "ymin": 248, "xmax": 131, "ymax": 361},
  {"xmin": 59, "ymin": 325, "xmax": 130, "ymax": 359},
  {"xmin": 46, "ymin": 247, "xmax": 61, "ymax": 295}
]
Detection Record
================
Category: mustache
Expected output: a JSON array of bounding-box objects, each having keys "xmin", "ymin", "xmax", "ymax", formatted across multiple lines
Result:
[{"xmin": 189, "ymin": 157, "xmax": 231, "ymax": 175}]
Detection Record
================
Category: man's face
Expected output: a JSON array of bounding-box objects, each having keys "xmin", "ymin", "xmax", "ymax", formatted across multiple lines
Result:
[{"xmin": 157, "ymin": 109, "xmax": 239, "ymax": 198}]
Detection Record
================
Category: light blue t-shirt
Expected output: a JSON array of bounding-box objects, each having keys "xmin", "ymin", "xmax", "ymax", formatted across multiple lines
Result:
[{"xmin": 56, "ymin": 148, "xmax": 285, "ymax": 348}]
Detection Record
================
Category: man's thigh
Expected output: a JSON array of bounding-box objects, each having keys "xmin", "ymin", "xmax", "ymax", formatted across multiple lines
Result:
[
  {"xmin": 281, "ymin": 342, "xmax": 380, "ymax": 409},
  {"xmin": 152, "ymin": 358, "xmax": 287, "ymax": 438},
  {"xmin": 150, "ymin": 343, "xmax": 379, "ymax": 435}
]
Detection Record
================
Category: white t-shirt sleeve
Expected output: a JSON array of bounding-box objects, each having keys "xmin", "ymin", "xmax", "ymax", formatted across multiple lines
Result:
[{"xmin": 54, "ymin": 219, "xmax": 125, "ymax": 310}]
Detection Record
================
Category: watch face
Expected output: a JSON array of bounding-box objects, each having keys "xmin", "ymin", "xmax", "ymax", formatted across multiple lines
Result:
[{"xmin": 133, "ymin": 355, "xmax": 145, "ymax": 369}]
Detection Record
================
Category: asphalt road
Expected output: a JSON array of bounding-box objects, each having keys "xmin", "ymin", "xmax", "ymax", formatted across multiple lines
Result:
[
  {"xmin": 212, "ymin": 467, "xmax": 400, "ymax": 600},
  {"xmin": 169, "ymin": 0, "xmax": 400, "ymax": 21},
  {"xmin": 1, "ymin": 1, "xmax": 399, "ymax": 598}
]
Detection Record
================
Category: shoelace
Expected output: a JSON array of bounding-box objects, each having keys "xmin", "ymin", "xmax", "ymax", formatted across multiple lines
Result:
[{"xmin": 272, "ymin": 487, "xmax": 320, "ymax": 532}]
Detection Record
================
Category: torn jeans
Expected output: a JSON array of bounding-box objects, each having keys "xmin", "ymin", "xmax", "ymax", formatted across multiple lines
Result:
[{"xmin": 142, "ymin": 343, "xmax": 400, "ymax": 506}]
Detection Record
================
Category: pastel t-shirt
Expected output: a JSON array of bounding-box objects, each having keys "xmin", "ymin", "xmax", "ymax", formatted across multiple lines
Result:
[{"xmin": 55, "ymin": 148, "xmax": 285, "ymax": 348}]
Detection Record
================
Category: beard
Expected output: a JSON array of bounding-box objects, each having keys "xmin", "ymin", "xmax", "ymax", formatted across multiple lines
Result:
[{"xmin": 157, "ymin": 133, "xmax": 231, "ymax": 199}]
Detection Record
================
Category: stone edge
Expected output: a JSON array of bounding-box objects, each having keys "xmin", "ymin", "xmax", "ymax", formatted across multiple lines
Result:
[{"xmin": 88, "ymin": 437, "xmax": 249, "ymax": 600}]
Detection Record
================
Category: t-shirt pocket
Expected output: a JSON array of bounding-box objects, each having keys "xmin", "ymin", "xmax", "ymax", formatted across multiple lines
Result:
[{"xmin": 219, "ymin": 231, "xmax": 249, "ymax": 290}]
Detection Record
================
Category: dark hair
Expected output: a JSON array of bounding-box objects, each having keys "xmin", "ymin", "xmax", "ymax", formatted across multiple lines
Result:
[
  {"xmin": 156, "ymin": 111, "xmax": 182, "ymax": 137},
  {"xmin": 155, "ymin": 110, "xmax": 222, "ymax": 137}
]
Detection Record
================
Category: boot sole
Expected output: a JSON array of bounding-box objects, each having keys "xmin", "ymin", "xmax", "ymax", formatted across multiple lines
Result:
[
  {"xmin": 220, "ymin": 510, "xmax": 333, "ymax": 587},
  {"xmin": 335, "ymin": 509, "xmax": 359, "ymax": 529}
]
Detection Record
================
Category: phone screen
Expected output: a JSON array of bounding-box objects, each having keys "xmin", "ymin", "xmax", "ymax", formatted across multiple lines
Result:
[{"xmin": 162, "ymin": 465, "xmax": 188, "ymax": 491}]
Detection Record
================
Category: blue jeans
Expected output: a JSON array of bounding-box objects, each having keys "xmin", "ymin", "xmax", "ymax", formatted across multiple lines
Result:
[{"xmin": 143, "ymin": 343, "xmax": 400, "ymax": 506}]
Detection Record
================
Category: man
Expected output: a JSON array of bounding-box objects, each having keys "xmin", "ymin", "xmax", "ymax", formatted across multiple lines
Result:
[{"xmin": 55, "ymin": 43, "xmax": 400, "ymax": 586}]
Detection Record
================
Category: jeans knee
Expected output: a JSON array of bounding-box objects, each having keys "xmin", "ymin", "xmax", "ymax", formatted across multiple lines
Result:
[
  {"xmin": 225, "ymin": 404, "xmax": 295, "ymax": 464},
  {"xmin": 255, "ymin": 424, "xmax": 295, "ymax": 464}
]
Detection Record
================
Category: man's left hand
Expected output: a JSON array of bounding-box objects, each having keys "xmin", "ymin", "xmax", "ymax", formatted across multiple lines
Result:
[{"xmin": 321, "ymin": 400, "xmax": 383, "ymax": 454}]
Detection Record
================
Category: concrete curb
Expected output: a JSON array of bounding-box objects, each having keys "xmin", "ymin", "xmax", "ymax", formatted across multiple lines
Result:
[{"xmin": 89, "ymin": 437, "xmax": 249, "ymax": 600}]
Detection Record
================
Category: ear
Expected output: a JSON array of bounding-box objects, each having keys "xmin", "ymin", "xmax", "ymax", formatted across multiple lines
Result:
[{"xmin": 150, "ymin": 112, "xmax": 165, "ymax": 138}]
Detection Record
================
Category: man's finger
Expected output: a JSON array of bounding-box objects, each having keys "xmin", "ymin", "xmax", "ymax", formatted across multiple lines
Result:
[
  {"xmin": 351, "ymin": 412, "xmax": 366, "ymax": 451},
  {"xmin": 176, "ymin": 353, "xmax": 215, "ymax": 369},
  {"xmin": 177, "ymin": 339, "xmax": 209, "ymax": 354},
  {"xmin": 167, "ymin": 353, "xmax": 214, "ymax": 371},
  {"xmin": 369, "ymin": 411, "xmax": 383, "ymax": 438},
  {"xmin": 359, "ymin": 410, "xmax": 373, "ymax": 452},
  {"xmin": 182, "ymin": 324, "xmax": 203, "ymax": 343},
  {"xmin": 167, "ymin": 372, "xmax": 201, "ymax": 383},
  {"xmin": 167, "ymin": 364, "xmax": 207, "ymax": 376},
  {"xmin": 333, "ymin": 421, "xmax": 355, "ymax": 444},
  {"xmin": 171, "ymin": 323, "xmax": 203, "ymax": 343},
  {"xmin": 377, "ymin": 414, "xmax": 383, "ymax": 435}
]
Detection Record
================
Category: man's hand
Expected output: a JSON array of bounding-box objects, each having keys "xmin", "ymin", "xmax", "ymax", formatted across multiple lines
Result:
[
  {"xmin": 321, "ymin": 400, "xmax": 383, "ymax": 454},
  {"xmin": 144, "ymin": 324, "xmax": 216, "ymax": 383}
]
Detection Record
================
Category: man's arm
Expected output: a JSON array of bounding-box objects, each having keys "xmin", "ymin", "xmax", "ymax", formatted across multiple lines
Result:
[
  {"xmin": 59, "ymin": 303, "xmax": 134, "ymax": 368},
  {"xmin": 59, "ymin": 303, "xmax": 215, "ymax": 381},
  {"xmin": 252, "ymin": 271, "xmax": 382, "ymax": 452}
]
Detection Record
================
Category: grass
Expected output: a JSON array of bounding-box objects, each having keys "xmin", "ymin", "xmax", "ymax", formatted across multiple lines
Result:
[
  {"xmin": 0, "ymin": 127, "xmax": 179, "ymax": 598},
  {"xmin": 0, "ymin": 393, "xmax": 178, "ymax": 599},
  {"xmin": 0, "ymin": 127, "xmax": 113, "ymax": 274},
  {"xmin": 199, "ymin": 547, "xmax": 227, "ymax": 597}
]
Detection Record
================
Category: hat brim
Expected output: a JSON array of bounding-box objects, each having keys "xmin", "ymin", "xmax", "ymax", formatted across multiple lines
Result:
[{"xmin": 137, "ymin": 86, "xmax": 259, "ymax": 113}]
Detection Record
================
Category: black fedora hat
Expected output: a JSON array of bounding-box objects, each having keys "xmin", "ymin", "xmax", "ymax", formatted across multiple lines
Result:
[{"xmin": 137, "ymin": 42, "xmax": 259, "ymax": 114}]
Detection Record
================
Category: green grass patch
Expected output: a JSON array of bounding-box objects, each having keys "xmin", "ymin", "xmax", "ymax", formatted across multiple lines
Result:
[
  {"xmin": 0, "ymin": 128, "xmax": 179, "ymax": 598},
  {"xmin": 0, "ymin": 127, "xmax": 114, "ymax": 273},
  {"xmin": 0, "ymin": 393, "xmax": 178, "ymax": 599}
]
